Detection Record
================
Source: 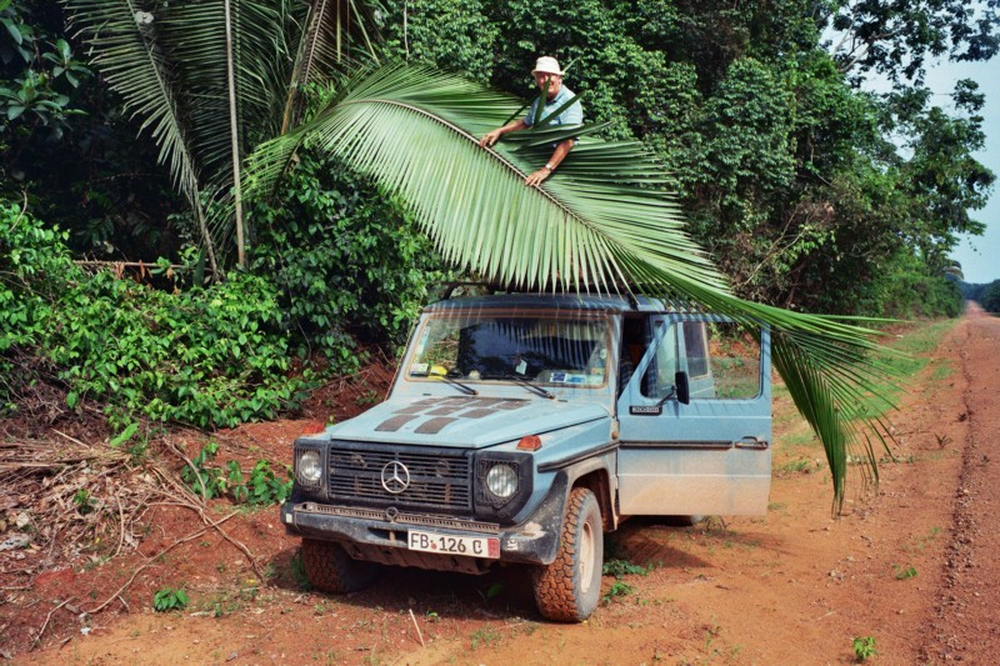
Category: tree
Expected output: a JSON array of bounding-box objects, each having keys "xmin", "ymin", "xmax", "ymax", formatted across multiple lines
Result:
[
  {"xmin": 62, "ymin": 0, "xmax": 381, "ymax": 273},
  {"xmin": 1, "ymin": 1, "xmax": 90, "ymax": 146},
  {"xmin": 896, "ymin": 82, "xmax": 992, "ymax": 268},
  {"xmin": 980, "ymin": 281, "xmax": 1000, "ymax": 313},
  {"xmin": 374, "ymin": 0, "xmax": 988, "ymax": 318},
  {"xmin": 827, "ymin": 0, "xmax": 1000, "ymax": 83}
]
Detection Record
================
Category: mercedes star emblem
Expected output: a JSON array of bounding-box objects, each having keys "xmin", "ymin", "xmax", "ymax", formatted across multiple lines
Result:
[{"xmin": 381, "ymin": 460, "xmax": 410, "ymax": 494}]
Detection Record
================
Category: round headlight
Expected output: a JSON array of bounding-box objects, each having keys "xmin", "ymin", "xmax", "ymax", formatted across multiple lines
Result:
[
  {"xmin": 485, "ymin": 463, "xmax": 518, "ymax": 499},
  {"xmin": 297, "ymin": 450, "xmax": 322, "ymax": 486}
]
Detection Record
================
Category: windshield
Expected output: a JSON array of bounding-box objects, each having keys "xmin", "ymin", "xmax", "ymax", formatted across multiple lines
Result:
[{"xmin": 407, "ymin": 310, "xmax": 612, "ymax": 388}]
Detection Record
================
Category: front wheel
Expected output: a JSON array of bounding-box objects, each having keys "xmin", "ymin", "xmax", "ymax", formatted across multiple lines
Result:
[
  {"xmin": 532, "ymin": 487, "xmax": 603, "ymax": 622},
  {"xmin": 300, "ymin": 539, "xmax": 378, "ymax": 594}
]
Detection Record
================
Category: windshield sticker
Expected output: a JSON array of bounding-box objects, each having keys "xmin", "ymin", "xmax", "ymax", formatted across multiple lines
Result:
[{"xmin": 550, "ymin": 372, "xmax": 587, "ymax": 384}]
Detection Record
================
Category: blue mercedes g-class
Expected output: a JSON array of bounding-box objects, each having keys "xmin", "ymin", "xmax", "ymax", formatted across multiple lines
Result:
[{"xmin": 281, "ymin": 293, "xmax": 771, "ymax": 621}]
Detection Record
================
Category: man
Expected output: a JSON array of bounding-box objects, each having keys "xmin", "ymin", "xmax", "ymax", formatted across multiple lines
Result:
[{"xmin": 480, "ymin": 56, "xmax": 583, "ymax": 187}]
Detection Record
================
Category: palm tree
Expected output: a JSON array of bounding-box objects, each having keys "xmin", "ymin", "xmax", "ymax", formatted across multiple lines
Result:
[
  {"xmin": 63, "ymin": 0, "xmax": 380, "ymax": 271},
  {"xmin": 64, "ymin": 5, "xmax": 895, "ymax": 511}
]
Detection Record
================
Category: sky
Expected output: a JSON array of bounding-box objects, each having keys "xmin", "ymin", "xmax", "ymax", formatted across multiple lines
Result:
[
  {"xmin": 924, "ymin": 59, "xmax": 1000, "ymax": 285},
  {"xmin": 845, "ymin": 15, "xmax": 1000, "ymax": 286}
]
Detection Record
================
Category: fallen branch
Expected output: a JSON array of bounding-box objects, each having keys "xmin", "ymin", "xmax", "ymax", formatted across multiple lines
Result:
[
  {"xmin": 113, "ymin": 491, "xmax": 126, "ymax": 558},
  {"xmin": 166, "ymin": 443, "xmax": 209, "ymax": 506},
  {"xmin": 409, "ymin": 608, "xmax": 425, "ymax": 647},
  {"xmin": 72, "ymin": 260, "xmax": 215, "ymax": 275},
  {"xmin": 31, "ymin": 597, "xmax": 75, "ymax": 650},
  {"xmin": 152, "ymin": 454, "xmax": 265, "ymax": 579},
  {"xmin": 84, "ymin": 510, "xmax": 240, "ymax": 614},
  {"xmin": 52, "ymin": 429, "xmax": 90, "ymax": 448}
]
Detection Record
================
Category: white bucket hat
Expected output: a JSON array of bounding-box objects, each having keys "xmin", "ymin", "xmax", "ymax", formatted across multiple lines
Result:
[{"xmin": 531, "ymin": 56, "xmax": 564, "ymax": 76}]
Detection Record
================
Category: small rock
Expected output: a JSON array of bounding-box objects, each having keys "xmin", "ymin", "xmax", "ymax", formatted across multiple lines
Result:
[{"xmin": 0, "ymin": 535, "xmax": 31, "ymax": 552}]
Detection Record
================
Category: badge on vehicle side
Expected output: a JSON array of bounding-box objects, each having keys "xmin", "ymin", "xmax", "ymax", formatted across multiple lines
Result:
[{"xmin": 629, "ymin": 405, "xmax": 662, "ymax": 416}]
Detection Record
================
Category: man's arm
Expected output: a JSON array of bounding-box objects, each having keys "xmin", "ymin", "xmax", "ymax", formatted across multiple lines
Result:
[
  {"xmin": 524, "ymin": 138, "xmax": 573, "ymax": 187},
  {"xmin": 480, "ymin": 118, "xmax": 528, "ymax": 148}
]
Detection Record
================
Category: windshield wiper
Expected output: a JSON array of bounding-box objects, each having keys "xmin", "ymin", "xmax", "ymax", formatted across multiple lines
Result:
[
  {"xmin": 441, "ymin": 376, "xmax": 478, "ymax": 396},
  {"xmin": 505, "ymin": 373, "xmax": 556, "ymax": 400}
]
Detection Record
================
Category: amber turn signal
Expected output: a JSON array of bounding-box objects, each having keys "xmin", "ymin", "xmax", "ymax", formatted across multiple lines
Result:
[
  {"xmin": 300, "ymin": 420, "xmax": 326, "ymax": 435},
  {"xmin": 516, "ymin": 434, "xmax": 542, "ymax": 451}
]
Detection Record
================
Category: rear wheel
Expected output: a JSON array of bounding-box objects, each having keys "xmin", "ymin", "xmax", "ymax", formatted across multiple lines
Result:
[
  {"xmin": 532, "ymin": 487, "xmax": 603, "ymax": 622},
  {"xmin": 300, "ymin": 539, "xmax": 378, "ymax": 594}
]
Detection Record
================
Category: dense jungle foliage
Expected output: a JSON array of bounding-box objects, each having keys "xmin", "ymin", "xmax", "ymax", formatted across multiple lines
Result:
[
  {"xmin": 375, "ymin": 0, "xmax": 993, "ymax": 317},
  {"xmin": 962, "ymin": 279, "xmax": 1000, "ymax": 313},
  {"xmin": 981, "ymin": 284, "xmax": 1000, "ymax": 313},
  {"xmin": 2, "ymin": 0, "xmax": 996, "ymax": 430}
]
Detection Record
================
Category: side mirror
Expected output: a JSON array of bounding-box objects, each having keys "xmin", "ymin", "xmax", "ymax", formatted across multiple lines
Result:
[{"xmin": 674, "ymin": 371, "xmax": 690, "ymax": 405}]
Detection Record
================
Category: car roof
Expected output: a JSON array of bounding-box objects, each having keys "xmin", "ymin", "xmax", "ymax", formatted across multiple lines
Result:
[{"xmin": 423, "ymin": 293, "xmax": 689, "ymax": 314}]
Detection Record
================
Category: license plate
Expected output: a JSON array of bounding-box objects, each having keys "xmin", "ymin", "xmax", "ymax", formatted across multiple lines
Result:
[{"xmin": 408, "ymin": 530, "xmax": 500, "ymax": 559}]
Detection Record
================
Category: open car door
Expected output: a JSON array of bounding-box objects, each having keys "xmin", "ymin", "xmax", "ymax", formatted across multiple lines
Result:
[{"xmin": 616, "ymin": 315, "xmax": 772, "ymax": 516}]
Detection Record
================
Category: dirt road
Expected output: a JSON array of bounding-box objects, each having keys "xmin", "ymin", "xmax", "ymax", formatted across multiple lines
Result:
[{"xmin": 4, "ymin": 306, "xmax": 999, "ymax": 664}]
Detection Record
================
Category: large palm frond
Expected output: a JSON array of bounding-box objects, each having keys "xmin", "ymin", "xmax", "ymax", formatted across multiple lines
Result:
[
  {"xmin": 63, "ymin": 0, "xmax": 380, "ymax": 263},
  {"xmin": 247, "ymin": 63, "xmax": 898, "ymax": 510},
  {"xmin": 64, "ymin": 0, "xmax": 219, "ymax": 273},
  {"xmin": 65, "ymin": 0, "xmax": 303, "ymax": 182},
  {"xmin": 156, "ymin": 0, "xmax": 297, "ymax": 174},
  {"xmin": 300, "ymin": 0, "xmax": 380, "ymax": 83},
  {"xmin": 281, "ymin": 0, "xmax": 383, "ymax": 133}
]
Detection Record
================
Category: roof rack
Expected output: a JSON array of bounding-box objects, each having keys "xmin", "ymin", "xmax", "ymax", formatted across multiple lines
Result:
[
  {"xmin": 432, "ymin": 281, "xmax": 651, "ymax": 309},
  {"xmin": 435, "ymin": 281, "xmax": 508, "ymax": 300}
]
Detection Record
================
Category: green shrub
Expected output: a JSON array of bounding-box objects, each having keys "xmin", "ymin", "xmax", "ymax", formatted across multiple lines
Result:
[
  {"xmin": 182, "ymin": 442, "xmax": 292, "ymax": 506},
  {"xmin": 852, "ymin": 635, "xmax": 877, "ymax": 662},
  {"xmin": 181, "ymin": 441, "xmax": 225, "ymax": 499},
  {"xmin": 861, "ymin": 251, "xmax": 964, "ymax": 319},
  {"xmin": 152, "ymin": 587, "xmax": 189, "ymax": 612},
  {"xmin": 980, "ymin": 280, "xmax": 1000, "ymax": 313},
  {"xmin": 1, "ymin": 202, "xmax": 312, "ymax": 429},
  {"xmin": 249, "ymin": 151, "xmax": 445, "ymax": 362},
  {"xmin": 244, "ymin": 460, "xmax": 293, "ymax": 505}
]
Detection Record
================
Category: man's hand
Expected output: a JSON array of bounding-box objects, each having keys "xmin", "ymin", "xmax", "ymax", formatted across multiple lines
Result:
[
  {"xmin": 480, "ymin": 129, "xmax": 502, "ymax": 148},
  {"xmin": 525, "ymin": 167, "xmax": 551, "ymax": 187}
]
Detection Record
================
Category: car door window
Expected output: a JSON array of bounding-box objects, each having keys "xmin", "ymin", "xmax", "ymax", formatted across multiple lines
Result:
[
  {"xmin": 640, "ymin": 323, "xmax": 678, "ymax": 399},
  {"xmin": 695, "ymin": 322, "xmax": 762, "ymax": 400}
]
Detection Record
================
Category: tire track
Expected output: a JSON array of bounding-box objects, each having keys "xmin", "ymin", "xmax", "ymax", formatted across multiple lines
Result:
[{"xmin": 921, "ymin": 306, "xmax": 1000, "ymax": 663}]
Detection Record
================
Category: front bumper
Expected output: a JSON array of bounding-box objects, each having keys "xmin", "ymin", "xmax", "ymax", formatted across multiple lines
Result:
[{"xmin": 281, "ymin": 474, "xmax": 567, "ymax": 569}]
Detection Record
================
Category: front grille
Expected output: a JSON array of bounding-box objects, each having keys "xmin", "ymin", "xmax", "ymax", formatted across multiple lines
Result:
[{"xmin": 327, "ymin": 443, "xmax": 472, "ymax": 512}]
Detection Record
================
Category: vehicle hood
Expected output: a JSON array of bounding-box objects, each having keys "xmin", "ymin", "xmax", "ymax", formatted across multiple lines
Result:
[{"xmin": 325, "ymin": 395, "xmax": 610, "ymax": 448}]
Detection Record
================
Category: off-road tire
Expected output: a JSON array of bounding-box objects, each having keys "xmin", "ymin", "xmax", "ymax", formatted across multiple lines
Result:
[
  {"xmin": 532, "ymin": 487, "xmax": 603, "ymax": 622},
  {"xmin": 300, "ymin": 539, "xmax": 378, "ymax": 594}
]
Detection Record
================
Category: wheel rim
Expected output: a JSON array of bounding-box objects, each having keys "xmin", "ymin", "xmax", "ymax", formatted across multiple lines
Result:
[{"xmin": 579, "ymin": 519, "xmax": 595, "ymax": 594}]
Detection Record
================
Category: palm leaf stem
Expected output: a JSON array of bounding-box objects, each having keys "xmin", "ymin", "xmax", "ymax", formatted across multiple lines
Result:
[{"xmin": 223, "ymin": 0, "xmax": 246, "ymax": 266}]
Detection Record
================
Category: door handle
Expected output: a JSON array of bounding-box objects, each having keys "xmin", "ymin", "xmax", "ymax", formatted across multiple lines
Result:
[{"xmin": 734, "ymin": 436, "xmax": 768, "ymax": 450}]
